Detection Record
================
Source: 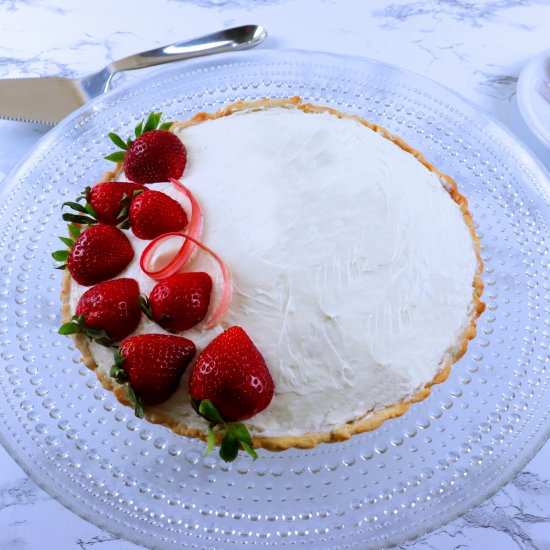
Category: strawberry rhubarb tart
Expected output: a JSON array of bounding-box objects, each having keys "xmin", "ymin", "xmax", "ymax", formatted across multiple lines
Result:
[{"xmin": 56, "ymin": 97, "xmax": 484, "ymax": 461}]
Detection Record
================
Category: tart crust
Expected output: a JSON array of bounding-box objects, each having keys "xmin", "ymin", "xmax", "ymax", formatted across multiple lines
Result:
[{"xmin": 62, "ymin": 97, "xmax": 485, "ymax": 452}]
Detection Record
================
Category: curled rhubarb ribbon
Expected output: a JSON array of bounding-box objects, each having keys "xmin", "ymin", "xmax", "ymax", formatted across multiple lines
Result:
[
  {"xmin": 139, "ymin": 178, "xmax": 203, "ymax": 280},
  {"xmin": 140, "ymin": 232, "xmax": 233, "ymax": 329}
]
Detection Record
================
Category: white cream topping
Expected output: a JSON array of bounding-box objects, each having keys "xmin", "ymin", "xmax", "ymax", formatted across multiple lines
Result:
[{"xmin": 70, "ymin": 107, "xmax": 478, "ymax": 437}]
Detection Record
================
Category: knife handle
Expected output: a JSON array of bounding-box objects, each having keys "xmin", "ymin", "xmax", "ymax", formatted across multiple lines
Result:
[{"xmin": 109, "ymin": 25, "xmax": 267, "ymax": 75}]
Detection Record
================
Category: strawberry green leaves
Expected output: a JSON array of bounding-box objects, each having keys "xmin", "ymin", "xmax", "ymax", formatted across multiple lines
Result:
[
  {"xmin": 106, "ymin": 114, "xmax": 186, "ymax": 184},
  {"xmin": 196, "ymin": 399, "xmax": 258, "ymax": 462},
  {"xmin": 106, "ymin": 132, "xmax": 130, "ymax": 162},
  {"xmin": 139, "ymin": 112, "xmax": 174, "ymax": 135},
  {"xmin": 61, "ymin": 187, "xmax": 97, "ymax": 225},
  {"xmin": 110, "ymin": 351, "xmax": 145, "ymax": 419},
  {"xmin": 198, "ymin": 398, "xmax": 224, "ymax": 423},
  {"xmin": 105, "ymin": 112, "xmax": 173, "ymax": 163},
  {"xmin": 61, "ymin": 185, "xmax": 145, "ymax": 228},
  {"xmin": 110, "ymin": 351, "xmax": 129, "ymax": 382},
  {"xmin": 104, "ymin": 150, "xmax": 126, "ymax": 164},
  {"xmin": 126, "ymin": 385, "xmax": 145, "ymax": 419},
  {"xmin": 52, "ymin": 224, "xmax": 81, "ymax": 269},
  {"xmin": 116, "ymin": 189, "xmax": 144, "ymax": 229},
  {"xmin": 109, "ymin": 334, "xmax": 195, "ymax": 418},
  {"xmin": 59, "ymin": 314, "xmax": 114, "ymax": 347},
  {"xmin": 52, "ymin": 249, "xmax": 69, "ymax": 264}
]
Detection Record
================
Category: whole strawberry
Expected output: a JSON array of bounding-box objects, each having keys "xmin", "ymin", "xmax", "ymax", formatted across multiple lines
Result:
[
  {"xmin": 141, "ymin": 272, "xmax": 212, "ymax": 332},
  {"xmin": 62, "ymin": 182, "xmax": 147, "ymax": 227},
  {"xmin": 54, "ymin": 224, "xmax": 134, "ymax": 286},
  {"xmin": 189, "ymin": 326, "xmax": 274, "ymax": 462},
  {"xmin": 190, "ymin": 326, "xmax": 274, "ymax": 421},
  {"xmin": 105, "ymin": 112, "xmax": 187, "ymax": 184},
  {"xmin": 110, "ymin": 334, "xmax": 196, "ymax": 416},
  {"xmin": 59, "ymin": 278, "xmax": 141, "ymax": 345},
  {"xmin": 88, "ymin": 182, "xmax": 147, "ymax": 225},
  {"xmin": 129, "ymin": 189, "xmax": 188, "ymax": 240}
]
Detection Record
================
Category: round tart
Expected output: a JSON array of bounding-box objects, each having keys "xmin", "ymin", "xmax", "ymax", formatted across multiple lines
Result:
[{"xmin": 61, "ymin": 97, "xmax": 484, "ymax": 452}]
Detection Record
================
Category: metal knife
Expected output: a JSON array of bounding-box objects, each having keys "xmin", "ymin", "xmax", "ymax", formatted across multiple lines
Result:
[{"xmin": 0, "ymin": 25, "xmax": 267, "ymax": 125}]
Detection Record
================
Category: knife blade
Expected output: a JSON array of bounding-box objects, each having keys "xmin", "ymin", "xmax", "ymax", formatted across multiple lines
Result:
[
  {"xmin": 0, "ymin": 25, "xmax": 267, "ymax": 125},
  {"xmin": 0, "ymin": 77, "xmax": 89, "ymax": 124}
]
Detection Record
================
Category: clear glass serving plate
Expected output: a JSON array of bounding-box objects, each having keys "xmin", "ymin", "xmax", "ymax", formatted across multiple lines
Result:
[{"xmin": 0, "ymin": 50, "xmax": 549, "ymax": 549}]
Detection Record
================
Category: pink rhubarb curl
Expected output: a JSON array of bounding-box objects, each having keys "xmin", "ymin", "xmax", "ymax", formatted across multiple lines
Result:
[
  {"xmin": 138, "ymin": 178, "xmax": 203, "ymax": 280},
  {"xmin": 140, "ymin": 232, "xmax": 233, "ymax": 329}
]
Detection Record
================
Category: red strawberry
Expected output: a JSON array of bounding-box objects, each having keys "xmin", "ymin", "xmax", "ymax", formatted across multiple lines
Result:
[
  {"xmin": 145, "ymin": 272, "xmax": 212, "ymax": 332},
  {"xmin": 129, "ymin": 189, "xmax": 187, "ymax": 239},
  {"xmin": 124, "ymin": 130, "xmax": 186, "ymax": 184},
  {"xmin": 67, "ymin": 224, "xmax": 134, "ymax": 286},
  {"xmin": 61, "ymin": 183, "xmax": 146, "ymax": 227},
  {"xmin": 88, "ymin": 182, "xmax": 147, "ymax": 225},
  {"xmin": 58, "ymin": 278, "xmax": 141, "ymax": 344},
  {"xmin": 105, "ymin": 112, "xmax": 186, "ymax": 184},
  {"xmin": 189, "ymin": 326, "xmax": 274, "ymax": 422},
  {"xmin": 111, "ymin": 334, "xmax": 196, "ymax": 413}
]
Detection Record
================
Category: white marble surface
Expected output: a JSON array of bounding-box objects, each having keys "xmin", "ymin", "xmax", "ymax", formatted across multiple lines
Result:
[{"xmin": 0, "ymin": 1, "xmax": 549, "ymax": 548}]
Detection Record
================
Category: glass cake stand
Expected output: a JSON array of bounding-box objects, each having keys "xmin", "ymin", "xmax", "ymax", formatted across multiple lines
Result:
[{"xmin": 0, "ymin": 50, "xmax": 549, "ymax": 549}]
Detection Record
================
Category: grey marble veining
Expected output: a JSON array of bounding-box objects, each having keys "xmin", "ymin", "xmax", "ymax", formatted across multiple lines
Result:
[
  {"xmin": 375, "ymin": 0, "xmax": 536, "ymax": 29},
  {"xmin": 174, "ymin": 0, "xmax": 289, "ymax": 8},
  {"xmin": 0, "ymin": 477, "xmax": 49, "ymax": 512},
  {"xmin": 75, "ymin": 534, "xmax": 121, "ymax": 550},
  {"xmin": 476, "ymin": 70, "xmax": 520, "ymax": 100},
  {"xmin": 401, "ymin": 447, "xmax": 550, "ymax": 548}
]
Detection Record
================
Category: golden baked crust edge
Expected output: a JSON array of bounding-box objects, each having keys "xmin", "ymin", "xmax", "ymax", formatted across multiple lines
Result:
[{"xmin": 62, "ymin": 96, "xmax": 485, "ymax": 452}]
